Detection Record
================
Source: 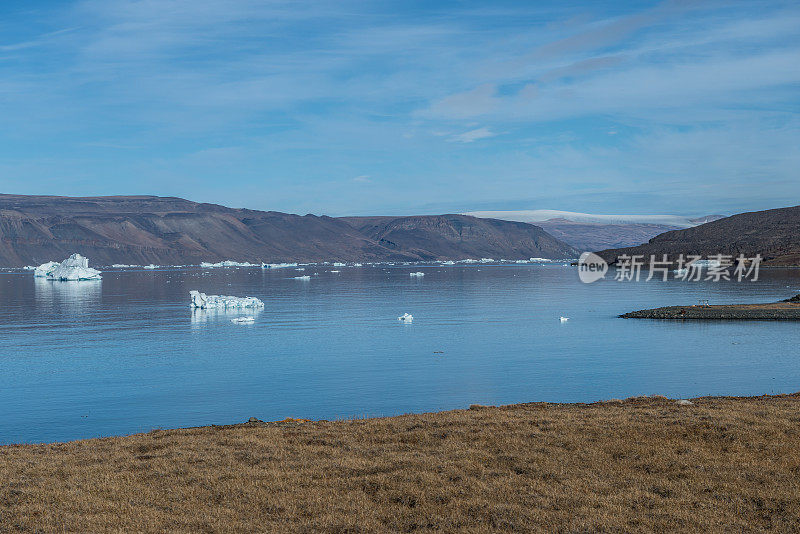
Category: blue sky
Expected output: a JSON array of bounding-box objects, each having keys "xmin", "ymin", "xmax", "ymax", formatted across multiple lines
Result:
[{"xmin": 0, "ymin": 0, "xmax": 798, "ymax": 216}]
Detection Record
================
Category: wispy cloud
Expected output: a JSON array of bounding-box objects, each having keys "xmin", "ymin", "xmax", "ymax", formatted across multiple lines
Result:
[
  {"xmin": 449, "ymin": 127, "xmax": 497, "ymax": 143},
  {"xmin": 0, "ymin": 0, "xmax": 797, "ymax": 216}
]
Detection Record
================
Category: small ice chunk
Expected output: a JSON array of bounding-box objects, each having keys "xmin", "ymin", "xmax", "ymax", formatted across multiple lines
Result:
[
  {"xmin": 441, "ymin": 261, "xmax": 455, "ymax": 265},
  {"xmin": 201, "ymin": 260, "xmax": 258, "ymax": 268},
  {"xmin": 261, "ymin": 262, "xmax": 298, "ymax": 269},
  {"xmin": 559, "ymin": 316, "xmax": 569, "ymax": 323},
  {"xmin": 333, "ymin": 262, "xmax": 346, "ymax": 267},
  {"xmin": 352, "ymin": 263, "xmax": 363, "ymax": 267},
  {"xmin": 143, "ymin": 264, "xmax": 158, "ymax": 269},
  {"xmin": 231, "ymin": 316, "xmax": 255, "ymax": 324},
  {"xmin": 189, "ymin": 290, "xmax": 264, "ymax": 309},
  {"xmin": 398, "ymin": 313, "xmax": 413, "ymax": 322},
  {"xmin": 330, "ymin": 270, "xmax": 340, "ymax": 273},
  {"xmin": 293, "ymin": 275, "xmax": 311, "ymax": 280},
  {"xmin": 410, "ymin": 272, "xmax": 425, "ymax": 277}
]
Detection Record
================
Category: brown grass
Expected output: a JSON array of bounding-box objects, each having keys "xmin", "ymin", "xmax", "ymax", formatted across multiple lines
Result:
[{"xmin": 2, "ymin": 394, "xmax": 800, "ymax": 533}]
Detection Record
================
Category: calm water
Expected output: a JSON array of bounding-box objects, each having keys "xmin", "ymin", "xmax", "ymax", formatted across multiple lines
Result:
[{"xmin": 1, "ymin": 264, "xmax": 800, "ymax": 444}]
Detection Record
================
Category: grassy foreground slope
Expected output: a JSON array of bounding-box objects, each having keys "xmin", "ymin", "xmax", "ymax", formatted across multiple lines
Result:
[{"xmin": 2, "ymin": 395, "xmax": 799, "ymax": 532}]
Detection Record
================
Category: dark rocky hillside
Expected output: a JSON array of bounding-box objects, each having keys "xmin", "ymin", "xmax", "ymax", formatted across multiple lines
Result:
[
  {"xmin": 596, "ymin": 205, "xmax": 800, "ymax": 266},
  {"xmin": 0, "ymin": 194, "xmax": 576, "ymax": 267}
]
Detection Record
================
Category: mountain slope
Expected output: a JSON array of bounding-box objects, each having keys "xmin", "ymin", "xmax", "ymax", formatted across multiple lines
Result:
[
  {"xmin": 0, "ymin": 195, "xmax": 576, "ymax": 267},
  {"xmin": 340, "ymin": 215, "xmax": 577, "ymax": 261},
  {"xmin": 596, "ymin": 205, "xmax": 800, "ymax": 266},
  {"xmin": 533, "ymin": 218, "xmax": 683, "ymax": 251}
]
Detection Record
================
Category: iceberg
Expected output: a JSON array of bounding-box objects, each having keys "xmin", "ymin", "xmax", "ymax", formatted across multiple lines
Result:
[
  {"xmin": 231, "ymin": 316, "xmax": 255, "ymax": 324},
  {"xmin": 441, "ymin": 260, "xmax": 455, "ymax": 265},
  {"xmin": 410, "ymin": 272, "xmax": 425, "ymax": 277},
  {"xmin": 189, "ymin": 290, "xmax": 264, "ymax": 309},
  {"xmin": 143, "ymin": 264, "xmax": 158, "ymax": 269},
  {"xmin": 529, "ymin": 258, "xmax": 553, "ymax": 263},
  {"xmin": 110, "ymin": 264, "xmax": 138, "ymax": 268},
  {"xmin": 293, "ymin": 275, "xmax": 311, "ymax": 280},
  {"xmin": 398, "ymin": 313, "xmax": 413, "ymax": 322},
  {"xmin": 41, "ymin": 254, "xmax": 102, "ymax": 281},
  {"xmin": 201, "ymin": 260, "xmax": 258, "ymax": 268},
  {"xmin": 560, "ymin": 316, "xmax": 569, "ymax": 323},
  {"xmin": 479, "ymin": 258, "xmax": 494, "ymax": 263},
  {"xmin": 33, "ymin": 261, "xmax": 60, "ymax": 278},
  {"xmin": 333, "ymin": 262, "xmax": 346, "ymax": 267},
  {"xmin": 261, "ymin": 262, "xmax": 298, "ymax": 269},
  {"xmin": 352, "ymin": 263, "xmax": 363, "ymax": 267}
]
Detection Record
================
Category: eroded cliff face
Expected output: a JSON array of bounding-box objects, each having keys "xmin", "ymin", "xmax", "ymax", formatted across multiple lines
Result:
[
  {"xmin": 597, "ymin": 205, "xmax": 800, "ymax": 267},
  {"xmin": 0, "ymin": 194, "xmax": 576, "ymax": 267}
]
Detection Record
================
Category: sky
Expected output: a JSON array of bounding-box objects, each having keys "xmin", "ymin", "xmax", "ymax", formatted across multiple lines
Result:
[{"xmin": 0, "ymin": 0, "xmax": 798, "ymax": 216}]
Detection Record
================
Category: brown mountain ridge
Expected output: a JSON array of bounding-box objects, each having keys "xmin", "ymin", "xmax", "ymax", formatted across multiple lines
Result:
[
  {"xmin": 0, "ymin": 194, "xmax": 577, "ymax": 267},
  {"xmin": 596, "ymin": 204, "xmax": 800, "ymax": 266}
]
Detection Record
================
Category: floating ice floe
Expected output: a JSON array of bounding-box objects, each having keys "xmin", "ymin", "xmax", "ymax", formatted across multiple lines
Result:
[
  {"xmin": 201, "ymin": 260, "xmax": 259, "ymax": 268},
  {"xmin": 460, "ymin": 259, "xmax": 478, "ymax": 264},
  {"xmin": 293, "ymin": 275, "xmax": 311, "ymax": 280},
  {"xmin": 189, "ymin": 290, "xmax": 264, "ymax": 309},
  {"xmin": 529, "ymin": 258, "xmax": 554, "ymax": 263},
  {"xmin": 559, "ymin": 316, "xmax": 569, "ymax": 323},
  {"xmin": 410, "ymin": 272, "xmax": 425, "ymax": 277},
  {"xmin": 441, "ymin": 260, "xmax": 455, "ymax": 265},
  {"xmin": 398, "ymin": 313, "xmax": 413, "ymax": 322},
  {"xmin": 515, "ymin": 260, "xmax": 528, "ymax": 264},
  {"xmin": 143, "ymin": 264, "xmax": 158, "ymax": 269},
  {"xmin": 479, "ymin": 258, "xmax": 494, "ymax": 263},
  {"xmin": 333, "ymin": 262, "xmax": 346, "ymax": 267},
  {"xmin": 110, "ymin": 264, "xmax": 138, "ymax": 268},
  {"xmin": 352, "ymin": 263, "xmax": 363, "ymax": 267},
  {"xmin": 33, "ymin": 261, "xmax": 60, "ymax": 278},
  {"xmin": 231, "ymin": 316, "xmax": 255, "ymax": 324},
  {"xmin": 36, "ymin": 254, "xmax": 102, "ymax": 281},
  {"xmin": 330, "ymin": 270, "xmax": 340, "ymax": 273},
  {"xmin": 262, "ymin": 262, "xmax": 298, "ymax": 269}
]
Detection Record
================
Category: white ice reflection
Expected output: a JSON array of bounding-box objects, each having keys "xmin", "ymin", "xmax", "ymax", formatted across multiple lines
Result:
[
  {"xmin": 191, "ymin": 307, "xmax": 263, "ymax": 327},
  {"xmin": 34, "ymin": 277, "xmax": 102, "ymax": 310}
]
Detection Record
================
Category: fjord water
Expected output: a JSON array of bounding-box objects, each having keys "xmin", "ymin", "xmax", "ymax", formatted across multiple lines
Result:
[{"xmin": 1, "ymin": 265, "xmax": 799, "ymax": 444}]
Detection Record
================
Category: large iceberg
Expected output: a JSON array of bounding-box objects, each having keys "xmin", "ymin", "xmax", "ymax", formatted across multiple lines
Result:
[
  {"xmin": 33, "ymin": 261, "xmax": 60, "ymax": 278},
  {"xmin": 36, "ymin": 254, "xmax": 102, "ymax": 281},
  {"xmin": 189, "ymin": 290, "xmax": 264, "ymax": 310}
]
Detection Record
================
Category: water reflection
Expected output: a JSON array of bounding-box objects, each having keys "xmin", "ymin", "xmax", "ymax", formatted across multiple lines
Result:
[
  {"xmin": 190, "ymin": 306, "xmax": 263, "ymax": 326},
  {"xmin": 34, "ymin": 277, "xmax": 102, "ymax": 310}
]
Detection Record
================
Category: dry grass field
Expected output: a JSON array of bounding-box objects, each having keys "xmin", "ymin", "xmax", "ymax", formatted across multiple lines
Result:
[{"xmin": 2, "ymin": 394, "xmax": 800, "ymax": 533}]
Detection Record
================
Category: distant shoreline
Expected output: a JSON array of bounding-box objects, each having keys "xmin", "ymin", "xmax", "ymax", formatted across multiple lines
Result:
[{"xmin": 622, "ymin": 297, "xmax": 800, "ymax": 319}]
